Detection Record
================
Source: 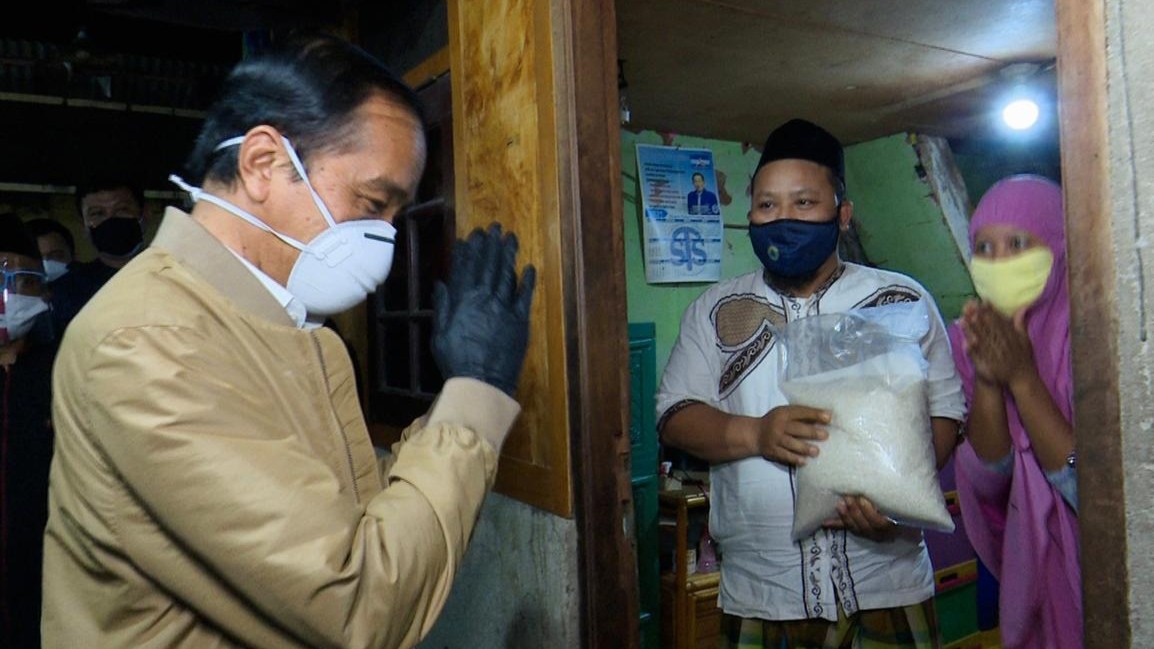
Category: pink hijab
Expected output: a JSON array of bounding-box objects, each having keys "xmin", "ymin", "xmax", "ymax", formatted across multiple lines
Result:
[{"xmin": 947, "ymin": 175, "xmax": 1081, "ymax": 649}]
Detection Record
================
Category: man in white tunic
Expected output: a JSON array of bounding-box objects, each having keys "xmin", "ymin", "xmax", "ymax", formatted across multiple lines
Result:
[{"xmin": 657, "ymin": 118, "xmax": 965, "ymax": 649}]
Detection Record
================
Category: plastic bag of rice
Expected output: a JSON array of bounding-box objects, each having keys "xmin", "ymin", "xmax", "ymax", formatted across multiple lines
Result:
[{"xmin": 778, "ymin": 301, "xmax": 955, "ymax": 541}]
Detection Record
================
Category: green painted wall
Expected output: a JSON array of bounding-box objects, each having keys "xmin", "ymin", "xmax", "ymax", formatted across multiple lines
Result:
[
  {"xmin": 621, "ymin": 130, "xmax": 762, "ymax": 377},
  {"xmin": 844, "ymin": 134, "xmax": 976, "ymax": 320},
  {"xmin": 622, "ymin": 129, "xmax": 978, "ymax": 376}
]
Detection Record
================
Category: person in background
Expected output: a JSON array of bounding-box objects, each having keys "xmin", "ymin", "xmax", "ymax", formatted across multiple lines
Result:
[
  {"xmin": 657, "ymin": 118, "xmax": 965, "ymax": 649},
  {"xmin": 948, "ymin": 175, "xmax": 1079, "ymax": 649},
  {"xmin": 42, "ymin": 33, "xmax": 535, "ymax": 649},
  {"xmin": 686, "ymin": 171, "xmax": 720, "ymax": 215},
  {"xmin": 25, "ymin": 217, "xmax": 77, "ymax": 283},
  {"xmin": 48, "ymin": 176, "xmax": 149, "ymax": 334},
  {"xmin": 0, "ymin": 213, "xmax": 56, "ymax": 649}
]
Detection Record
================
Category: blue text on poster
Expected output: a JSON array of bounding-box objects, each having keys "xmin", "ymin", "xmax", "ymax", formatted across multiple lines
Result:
[{"xmin": 635, "ymin": 144, "xmax": 722, "ymax": 283}]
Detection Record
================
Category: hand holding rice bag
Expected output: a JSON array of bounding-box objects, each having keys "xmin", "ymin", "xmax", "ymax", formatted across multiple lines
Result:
[{"xmin": 778, "ymin": 301, "xmax": 955, "ymax": 541}]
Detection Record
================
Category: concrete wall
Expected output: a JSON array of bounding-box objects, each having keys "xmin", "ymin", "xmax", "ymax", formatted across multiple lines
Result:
[
  {"xmin": 1105, "ymin": 1, "xmax": 1154, "ymax": 644},
  {"xmin": 417, "ymin": 493, "xmax": 580, "ymax": 648}
]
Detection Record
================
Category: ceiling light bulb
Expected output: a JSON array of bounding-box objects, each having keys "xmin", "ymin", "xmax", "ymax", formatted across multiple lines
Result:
[{"xmin": 1003, "ymin": 98, "xmax": 1040, "ymax": 130}]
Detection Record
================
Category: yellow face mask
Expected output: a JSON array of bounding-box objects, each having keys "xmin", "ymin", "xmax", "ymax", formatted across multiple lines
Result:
[{"xmin": 969, "ymin": 247, "xmax": 1054, "ymax": 316}]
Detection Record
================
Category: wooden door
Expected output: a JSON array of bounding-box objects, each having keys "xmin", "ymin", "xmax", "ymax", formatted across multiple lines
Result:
[{"xmin": 447, "ymin": 0, "xmax": 637, "ymax": 645}]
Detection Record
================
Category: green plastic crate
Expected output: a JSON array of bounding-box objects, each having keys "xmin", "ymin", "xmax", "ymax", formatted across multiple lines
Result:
[{"xmin": 936, "ymin": 580, "xmax": 980, "ymax": 645}]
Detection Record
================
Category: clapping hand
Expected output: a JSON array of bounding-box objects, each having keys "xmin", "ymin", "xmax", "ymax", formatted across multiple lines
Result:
[{"xmin": 959, "ymin": 300, "xmax": 1036, "ymax": 387}]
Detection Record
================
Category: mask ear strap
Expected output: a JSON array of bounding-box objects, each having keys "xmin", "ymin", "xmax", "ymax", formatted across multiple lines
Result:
[
  {"xmin": 168, "ymin": 174, "xmax": 308, "ymax": 252},
  {"xmin": 279, "ymin": 136, "xmax": 340, "ymax": 230},
  {"xmin": 214, "ymin": 136, "xmax": 245, "ymax": 151}
]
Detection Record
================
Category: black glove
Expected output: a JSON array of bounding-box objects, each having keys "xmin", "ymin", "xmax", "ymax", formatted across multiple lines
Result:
[{"xmin": 431, "ymin": 223, "xmax": 536, "ymax": 396}]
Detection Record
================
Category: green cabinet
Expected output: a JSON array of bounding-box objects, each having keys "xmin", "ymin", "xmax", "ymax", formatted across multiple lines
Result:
[{"xmin": 629, "ymin": 322, "xmax": 660, "ymax": 649}]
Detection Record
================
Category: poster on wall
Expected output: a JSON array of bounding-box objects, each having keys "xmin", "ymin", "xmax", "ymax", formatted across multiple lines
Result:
[{"xmin": 635, "ymin": 143, "xmax": 723, "ymax": 284}]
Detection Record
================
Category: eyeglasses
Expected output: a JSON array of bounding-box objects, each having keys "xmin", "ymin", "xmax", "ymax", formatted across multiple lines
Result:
[{"xmin": 3, "ymin": 268, "xmax": 46, "ymax": 297}]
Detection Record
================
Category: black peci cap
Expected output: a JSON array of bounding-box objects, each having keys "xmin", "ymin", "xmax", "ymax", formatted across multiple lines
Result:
[{"xmin": 755, "ymin": 118, "xmax": 845, "ymax": 183}]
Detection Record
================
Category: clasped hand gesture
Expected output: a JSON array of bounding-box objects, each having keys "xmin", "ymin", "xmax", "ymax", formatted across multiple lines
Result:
[
  {"xmin": 959, "ymin": 300, "xmax": 1036, "ymax": 387},
  {"xmin": 432, "ymin": 223, "xmax": 537, "ymax": 396}
]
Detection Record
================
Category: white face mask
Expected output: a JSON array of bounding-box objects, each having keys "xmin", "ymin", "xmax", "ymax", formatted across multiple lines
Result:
[
  {"xmin": 43, "ymin": 259, "xmax": 69, "ymax": 282},
  {"xmin": 170, "ymin": 135, "xmax": 397, "ymax": 317},
  {"xmin": 1, "ymin": 293, "xmax": 49, "ymax": 341}
]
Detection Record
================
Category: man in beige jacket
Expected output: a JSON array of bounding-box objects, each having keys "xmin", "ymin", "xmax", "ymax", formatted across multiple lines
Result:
[{"xmin": 42, "ymin": 34, "xmax": 535, "ymax": 649}]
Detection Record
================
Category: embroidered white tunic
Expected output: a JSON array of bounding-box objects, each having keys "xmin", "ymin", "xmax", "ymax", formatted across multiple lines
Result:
[{"xmin": 656, "ymin": 263, "xmax": 966, "ymax": 621}]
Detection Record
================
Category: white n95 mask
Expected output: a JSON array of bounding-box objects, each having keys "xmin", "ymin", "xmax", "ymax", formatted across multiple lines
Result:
[{"xmin": 170, "ymin": 135, "xmax": 396, "ymax": 317}]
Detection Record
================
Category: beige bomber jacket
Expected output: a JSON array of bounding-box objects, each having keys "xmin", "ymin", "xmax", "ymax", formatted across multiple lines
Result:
[{"xmin": 42, "ymin": 210, "xmax": 520, "ymax": 649}]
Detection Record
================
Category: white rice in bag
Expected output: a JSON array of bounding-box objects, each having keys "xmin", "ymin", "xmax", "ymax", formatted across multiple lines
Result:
[{"xmin": 781, "ymin": 344, "xmax": 955, "ymax": 541}]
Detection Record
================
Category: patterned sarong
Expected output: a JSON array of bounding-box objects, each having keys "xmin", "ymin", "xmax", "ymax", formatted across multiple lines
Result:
[{"xmin": 720, "ymin": 599, "xmax": 940, "ymax": 649}]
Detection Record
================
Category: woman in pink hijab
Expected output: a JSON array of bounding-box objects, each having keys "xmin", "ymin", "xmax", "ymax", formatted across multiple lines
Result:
[{"xmin": 948, "ymin": 175, "xmax": 1080, "ymax": 649}]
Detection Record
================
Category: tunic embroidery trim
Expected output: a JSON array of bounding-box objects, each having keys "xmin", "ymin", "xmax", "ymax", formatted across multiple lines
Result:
[{"xmin": 711, "ymin": 294, "xmax": 786, "ymax": 398}]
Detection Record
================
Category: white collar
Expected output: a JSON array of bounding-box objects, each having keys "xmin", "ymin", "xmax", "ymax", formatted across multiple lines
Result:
[{"xmin": 225, "ymin": 249, "xmax": 319, "ymax": 329}]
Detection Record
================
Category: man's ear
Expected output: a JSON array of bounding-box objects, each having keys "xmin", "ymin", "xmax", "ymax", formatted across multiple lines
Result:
[
  {"xmin": 235, "ymin": 125, "xmax": 284, "ymax": 204},
  {"xmin": 838, "ymin": 200, "xmax": 854, "ymax": 231}
]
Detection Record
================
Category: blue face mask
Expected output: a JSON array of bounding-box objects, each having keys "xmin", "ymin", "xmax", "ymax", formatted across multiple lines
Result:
[{"xmin": 748, "ymin": 218, "xmax": 840, "ymax": 278}]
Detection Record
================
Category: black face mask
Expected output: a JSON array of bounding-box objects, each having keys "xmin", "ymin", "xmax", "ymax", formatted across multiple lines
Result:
[{"xmin": 89, "ymin": 217, "xmax": 144, "ymax": 257}]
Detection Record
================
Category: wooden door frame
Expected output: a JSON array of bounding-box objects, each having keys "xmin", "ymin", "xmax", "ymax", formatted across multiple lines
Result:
[
  {"xmin": 565, "ymin": 0, "xmax": 639, "ymax": 645},
  {"xmin": 445, "ymin": 0, "xmax": 637, "ymax": 645},
  {"xmin": 1054, "ymin": 0, "xmax": 1128, "ymax": 647},
  {"xmin": 571, "ymin": 0, "xmax": 1131, "ymax": 645},
  {"xmin": 436, "ymin": 0, "xmax": 1127, "ymax": 645}
]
